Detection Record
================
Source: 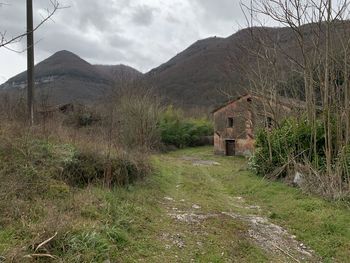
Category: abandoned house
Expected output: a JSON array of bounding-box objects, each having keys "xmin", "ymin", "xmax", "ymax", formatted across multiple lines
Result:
[
  {"xmin": 37, "ymin": 103, "xmax": 76, "ymax": 119},
  {"xmin": 213, "ymin": 94, "xmax": 306, "ymax": 156}
]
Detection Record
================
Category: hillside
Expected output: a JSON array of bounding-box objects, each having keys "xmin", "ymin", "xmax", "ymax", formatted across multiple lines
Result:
[
  {"xmin": 145, "ymin": 37, "xmax": 233, "ymax": 108},
  {"xmin": 0, "ymin": 50, "xmax": 142, "ymax": 105},
  {"xmin": 94, "ymin": 64, "xmax": 142, "ymax": 82},
  {"xmin": 144, "ymin": 22, "xmax": 350, "ymax": 108},
  {"xmin": 144, "ymin": 27, "xmax": 295, "ymax": 108}
]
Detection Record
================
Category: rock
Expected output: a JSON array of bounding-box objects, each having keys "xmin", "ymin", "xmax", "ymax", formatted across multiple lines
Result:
[
  {"xmin": 293, "ymin": 171, "xmax": 304, "ymax": 186},
  {"xmin": 164, "ymin": 196, "xmax": 174, "ymax": 201},
  {"xmin": 234, "ymin": 196, "xmax": 244, "ymax": 201},
  {"xmin": 192, "ymin": 204, "xmax": 201, "ymax": 209}
]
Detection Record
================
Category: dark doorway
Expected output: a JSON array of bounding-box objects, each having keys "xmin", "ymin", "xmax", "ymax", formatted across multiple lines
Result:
[{"xmin": 226, "ymin": 140, "xmax": 236, "ymax": 156}]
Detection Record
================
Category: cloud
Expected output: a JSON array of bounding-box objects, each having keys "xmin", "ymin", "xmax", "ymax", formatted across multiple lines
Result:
[
  {"xmin": 131, "ymin": 5, "xmax": 157, "ymax": 26},
  {"xmin": 0, "ymin": 0, "xmax": 249, "ymax": 81}
]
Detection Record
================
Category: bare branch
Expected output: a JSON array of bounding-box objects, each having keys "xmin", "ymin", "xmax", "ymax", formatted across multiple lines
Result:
[{"xmin": 0, "ymin": 0, "xmax": 67, "ymax": 49}]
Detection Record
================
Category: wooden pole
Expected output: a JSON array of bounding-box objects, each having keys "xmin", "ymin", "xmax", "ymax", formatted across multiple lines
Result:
[{"xmin": 27, "ymin": 0, "xmax": 34, "ymax": 125}]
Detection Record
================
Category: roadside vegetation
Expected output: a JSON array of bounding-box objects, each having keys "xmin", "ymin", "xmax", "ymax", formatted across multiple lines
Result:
[
  {"xmin": 1, "ymin": 144, "xmax": 349, "ymax": 262},
  {"xmin": 242, "ymin": 0, "xmax": 350, "ymax": 200},
  {"xmin": 250, "ymin": 115, "xmax": 350, "ymax": 200},
  {"xmin": 0, "ymin": 90, "xmax": 214, "ymax": 262}
]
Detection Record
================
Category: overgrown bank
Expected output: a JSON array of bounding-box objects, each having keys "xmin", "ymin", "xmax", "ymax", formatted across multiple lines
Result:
[{"xmin": 0, "ymin": 122, "xmax": 152, "ymax": 262}]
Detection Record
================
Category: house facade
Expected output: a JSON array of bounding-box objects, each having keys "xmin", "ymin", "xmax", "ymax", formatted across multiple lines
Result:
[{"xmin": 213, "ymin": 94, "xmax": 303, "ymax": 156}]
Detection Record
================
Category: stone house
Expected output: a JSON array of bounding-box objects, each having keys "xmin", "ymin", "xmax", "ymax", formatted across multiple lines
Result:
[{"xmin": 213, "ymin": 94, "xmax": 305, "ymax": 156}]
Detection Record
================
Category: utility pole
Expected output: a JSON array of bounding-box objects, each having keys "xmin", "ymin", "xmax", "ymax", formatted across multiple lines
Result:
[{"xmin": 27, "ymin": 0, "xmax": 34, "ymax": 125}]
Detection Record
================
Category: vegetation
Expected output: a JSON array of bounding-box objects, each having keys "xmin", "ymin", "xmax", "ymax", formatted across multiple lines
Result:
[
  {"xmin": 250, "ymin": 117, "xmax": 325, "ymax": 177},
  {"xmin": 60, "ymin": 150, "xmax": 150, "ymax": 187},
  {"xmin": 117, "ymin": 90, "xmax": 162, "ymax": 150},
  {"xmin": 3, "ymin": 0, "xmax": 350, "ymax": 261},
  {"xmin": 1, "ymin": 146, "xmax": 349, "ymax": 262},
  {"xmin": 250, "ymin": 116, "xmax": 350, "ymax": 199},
  {"xmin": 159, "ymin": 106, "xmax": 213, "ymax": 148},
  {"xmin": 0, "ymin": 121, "xmax": 151, "ymax": 261},
  {"xmin": 243, "ymin": 0, "xmax": 350, "ymax": 200}
]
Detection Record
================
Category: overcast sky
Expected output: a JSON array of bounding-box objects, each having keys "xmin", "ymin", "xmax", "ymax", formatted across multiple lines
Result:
[{"xmin": 0, "ymin": 0, "xmax": 252, "ymax": 83}]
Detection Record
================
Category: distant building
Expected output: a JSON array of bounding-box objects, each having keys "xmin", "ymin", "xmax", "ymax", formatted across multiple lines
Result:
[
  {"xmin": 213, "ymin": 94, "xmax": 306, "ymax": 156},
  {"xmin": 37, "ymin": 103, "xmax": 76, "ymax": 118}
]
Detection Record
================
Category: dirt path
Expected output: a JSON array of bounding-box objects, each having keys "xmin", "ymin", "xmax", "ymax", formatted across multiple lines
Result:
[{"xmin": 154, "ymin": 154, "xmax": 320, "ymax": 262}]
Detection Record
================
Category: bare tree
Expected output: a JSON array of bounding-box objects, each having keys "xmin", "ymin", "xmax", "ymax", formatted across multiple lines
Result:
[
  {"xmin": 239, "ymin": 0, "xmax": 350, "ymax": 198},
  {"xmin": 0, "ymin": 1, "xmax": 61, "ymax": 49}
]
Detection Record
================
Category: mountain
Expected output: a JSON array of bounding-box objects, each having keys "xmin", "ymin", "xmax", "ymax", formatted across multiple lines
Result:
[
  {"xmin": 94, "ymin": 64, "xmax": 142, "ymax": 82},
  {"xmin": 143, "ymin": 28, "xmax": 289, "ymax": 108},
  {"xmin": 145, "ymin": 22, "xmax": 350, "ymax": 108},
  {"xmin": 3, "ymin": 22, "xmax": 349, "ymax": 109},
  {"xmin": 145, "ymin": 37, "xmax": 233, "ymax": 108},
  {"xmin": 0, "ymin": 50, "xmax": 142, "ymax": 105}
]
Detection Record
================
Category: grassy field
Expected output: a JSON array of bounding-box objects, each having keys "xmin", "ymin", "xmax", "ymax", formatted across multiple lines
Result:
[{"xmin": 0, "ymin": 146, "xmax": 349, "ymax": 262}]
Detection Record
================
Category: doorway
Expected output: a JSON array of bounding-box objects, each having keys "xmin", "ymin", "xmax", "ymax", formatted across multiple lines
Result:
[{"xmin": 225, "ymin": 140, "xmax": 236, "ymax": 156}]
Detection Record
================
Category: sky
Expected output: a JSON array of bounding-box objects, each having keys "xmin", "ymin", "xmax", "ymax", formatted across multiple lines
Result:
[{"xmin": 0, "ymin": 0, "xmax": 251, "ymax": 83}]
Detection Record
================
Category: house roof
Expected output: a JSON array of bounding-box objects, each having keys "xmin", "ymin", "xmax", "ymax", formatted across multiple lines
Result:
[
  {"xmin": 212, "ymin": 93, "xmax": 311, "ymax": 114},
  {"xmin": 212, "ymin": 94, "xmax": 251, "ymax": 113}
]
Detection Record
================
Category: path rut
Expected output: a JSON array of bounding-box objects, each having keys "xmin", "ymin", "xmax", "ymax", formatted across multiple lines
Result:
[{"xmin": 157, "ymin": 155, "xmax": 320, "ymax": 262}]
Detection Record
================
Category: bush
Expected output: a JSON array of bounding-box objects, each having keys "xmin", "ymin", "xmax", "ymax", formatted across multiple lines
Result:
[
  {"xmin": 159, "ymin": 106, "xmax": 213, "ymax": 148},
  {"xmin": 117, "ymin": 90, "xmax": 162, "ymax": 150},
  {"xmin": 60, "ymin": 150, "xmax": 151, "ymax": 187},
  {"xmin": 63, "ymin": 105, "xmax": 101, "ymax": 127},
  {"xmin": 250, "ymin": 117, "xmax": 325, "ymax": 177}
]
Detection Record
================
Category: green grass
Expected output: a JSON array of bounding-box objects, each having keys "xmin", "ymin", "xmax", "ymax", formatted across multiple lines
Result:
[
  {"xmin": 168, "ymin": 147, "xmax": 350, "ymax": 262},
  {"xmin": 0, "ymin": 146, "xmax": 349, "ymax": 262}
]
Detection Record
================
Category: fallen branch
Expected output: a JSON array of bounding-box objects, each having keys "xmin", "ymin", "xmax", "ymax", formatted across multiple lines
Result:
[
  {"xmin": 273, "ymin": 244, "xmax": 300, "ymax": 263},
  {"xmin": 23, "ymin": 232, "xmax": 58, "ymax": 260},
  {"xmin": 23, "ymin": 253, "xmax": 57, "ymax": 259},
  {"xmin": 34, "ymin": 232, "xmax": 57, "ymax": 252}
]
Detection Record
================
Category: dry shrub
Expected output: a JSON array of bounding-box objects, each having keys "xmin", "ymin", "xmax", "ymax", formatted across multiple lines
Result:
[
  {"xmin": 0, "ymin": 92, "xmax": 27, "ymax": 123},
  {"xmin": 104, "ymin": 82, "xmax": 163, "ymax": 151},
  {"xmin": 293, "ymin": 158, "xmax": 350, "ymax": 201}
]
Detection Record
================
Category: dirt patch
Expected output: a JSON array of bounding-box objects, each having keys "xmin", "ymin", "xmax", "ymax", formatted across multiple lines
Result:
[
  {"xmin": 168, "ymin": 212, "xmax": 219, "ymax": 224},
  {"xmin": 161, "ymin": 233, "xmax": 186, "ymax": 249},
  {"xmin": 180, "ymin": 156, "xmax": 220, "ymax": 166},
  {"xmin": 222, "ymin": 212, "xmax": 317, "ymax": 262},
  {"xmin": 165, "ymin": 196, "xmax": 318, "ymax": 262}
]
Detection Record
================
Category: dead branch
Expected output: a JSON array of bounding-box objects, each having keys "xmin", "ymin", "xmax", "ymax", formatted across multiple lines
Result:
[{"xmin": 0, "ymin": 0, "xmax": 66, "ymax": 49}]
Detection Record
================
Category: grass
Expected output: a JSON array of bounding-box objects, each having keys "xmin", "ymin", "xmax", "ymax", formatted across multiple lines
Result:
[
  {"xmin": 0, "ymin": 145, "xmax": 349, "ymax": 262},
  {"xmin": 169, "ymin": 147, "xmax": 350, "ymax": 263}
]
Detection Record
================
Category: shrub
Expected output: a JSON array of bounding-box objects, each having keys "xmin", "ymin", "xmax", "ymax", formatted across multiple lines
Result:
[
  {"xmin": 250, "ymin": 117, "xmax": 325, "ymax": 177},
  {"xmin": 159, "ymin": 106, "xmax": 213, "ymax": 148},
  {"xmin": 250, "ymin": 117, "xmax": 350, "ymax": 199},
  {"xmin": 63, "ymin": 105, "xmax": 101, "ymax": 127},
  {"xmin": 117, "ymin": 90, "xmax": 162, "ymax": 150},
  {"xmin": 60, "ymin": 150, "xmax": 151, "ymax": 187}
]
